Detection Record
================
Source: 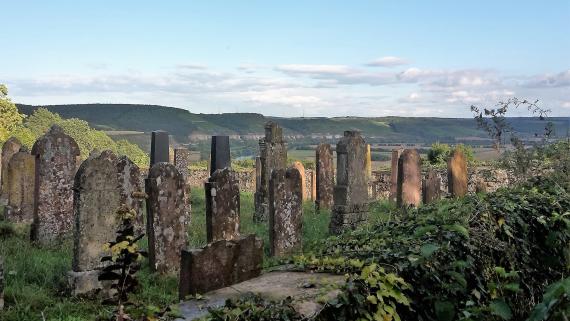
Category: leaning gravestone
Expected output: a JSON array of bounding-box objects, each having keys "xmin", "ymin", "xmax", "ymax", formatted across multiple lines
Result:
[
  {"xmin": 254, "ymin": 122, "xmax": 287, "ymax": 222},
  {"xmin": 174, "ymin": 148, "xmax": 191, "ymax": 182},
  {"xmin": 205, "ymin": 168, "xmax": 240, "ymax": 242},
  {"xmin": 448, "ymin": 149, "xmax": 468, "ymax": 197},
  {"xmin": 315, "ymin": 143, "xmax": 334, "ymax": 211},
  {"xmin": 179, "ymin": 234, "xmax": 263, "ymax": 298},
  {"xmin": 397, "ymin": 149, "xmax": 421, "ymax": 207},
  {"xmin": 4, "ymin": 148, "xmax": 35, "ymax": 223},
  {"xmin": 269, "ymin": 167, "xmax": 303, "ymax": 257},
  {"xmin": 31, "ymin": 125, "xmax": 80, "ymax": 244},
  {"xmin": 146, "ymin": 163, "xmax": 189, "ymax": 274},
  {"xmin": 1, "ymin": 137, "xmax": 22, "ymax": 202},
  {"xmin": 422, "ymin": 169, "xmax": 441, "ymax": 204},
  {"xmin": 389, "ymin": 149, "xmax": 403, "ymax": 204},
  {"xmin": 150, "ymin": 130, "xmax": 170, "ymax": 166},
  {"xmin": 329, "ymin": 131, "xmax": 369, "ymax": 234}
]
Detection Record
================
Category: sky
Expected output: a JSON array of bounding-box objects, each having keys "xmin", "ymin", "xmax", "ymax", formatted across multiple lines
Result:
[{"xmin": 2, "ymin": 1, "xmax": 569, "ymax": 117}]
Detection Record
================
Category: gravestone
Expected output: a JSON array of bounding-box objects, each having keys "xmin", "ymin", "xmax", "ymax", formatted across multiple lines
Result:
[
  {"xmin": 329, "ymin": 131, "xmax": 369, "ymax": 234},
  {"xmin": 117, "ymin": 156, "xmax": 145, "ymax": 233},
  {"xmin": 269, "ymin": 167, "xmax": 303, "ymax": 257},
  {"xmin": 448, "ymin": 149, "xmax": 468, "ymax": 197},
  {"xmin": 397, "ymin": 149, "xmax": 421, "ymax": 207},
  {"xmin": 150, "ymin": 130, "xmax": 169, "ymax": 166},
  {"xmin": 315, "ymin": 143, "xmax": 334, "ymax": 211},
  {"xmin": 310, "ymin": 170, "xmax": 317, "ymax": 201},
  {"xmin": 365, "ymin": 144, "xmax": 372, "ymax": 181},
  {"xmin": 389, "ymin": 149, "xmax": 403, "ymax": 203},
  {"xmin": 179, "ymin": 234, "xmax": 263, "ymax": 298},
  {"xmin": 174, "ymin": 148, "xmax": 191, "ymax": 182},
  {"xmin": 146, "ymin": 163, "xmax": 189, "ymax": 274},
  {"xmin": 210, "ymin": 136, "xmax": 231, "ymax": 176},
  {"xmin": 292, "ymin": 161, "xmax": 307, "ymax": 201},
  {"xmin": 31, "ymin": 125, "xmax": 80, "ymax": 244},
  {"xmin": 0, "ymin": 256, "xmax": 3, "ymax": 310},
  {"xmin": 1, "ymin": 137, "xmax": 22, "ymax": 202},
  {"xmin": 422, "ymin": 169, "xmax": 441, "ymax": 204},
  {"xmin": 254, "ymin": 122, "xmax": 287, "ymax": 222},
  {"xmin": 205, "ymin": 168, "xmax": 240, "ymax": 242},
  {"xmin": 4, "ymin": 148, "xmax": 35, "ymax": 223}
]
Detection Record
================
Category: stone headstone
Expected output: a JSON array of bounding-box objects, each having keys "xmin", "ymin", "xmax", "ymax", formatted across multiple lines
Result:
[
  {"xmin": 146, "ymin": 163, "xmax": 189, "ymax": 274},
  {"xmin": 174, "ymin": 148, "xmax": 191, "ymax": 182},
  {"xmin": 117, "ymin": 156, "xmax": 144, "ymax": 233},
  {"xmin": 365, "ymin": 144, "xmax": 372, "ymax": 181},
  {"xmin": 422, "ymin": 169, "xmax": 441, "ymax": 204},
  {"xmin": 205, "ymin": 168, "xmax": 240, "ymax": 242},
  {"xmin": 31, "ymin": 125, "xmax": 80, "ymax": 244},
  {"xmin": 310, "ymin": 170, "xmax": 317, "ymax": 201},
  {"xmin": 269, "ymin": 167, "xmax": 303, "ymax": 257},
  {"xmin": 4, "ymin": 148, "xmax": 35, "ymax": 223},
  {"xmin": 0, "ymin": 256, "xmax": 3, "ymax": 310},
  {"xmin": 210, "ymin": 136, "xmax": 231, "ymax": 176},
  {"xmin": 291, "ymin": 161, "xmax": 307, "ymax": 201},
  {"xmin": 1, "ymin": 137, "xmax": 22, "ymax": 202},
  {"xmin": 254, "ymin": 122, "xmax": 287, "ymax": 222},
  {"xmin": 448, "ymin": 149, "xmax": 468, "ymax": 197},
  {"xmin": 330, "ymin": 131, "xmax": 369, "ymax": 234},
  {"xmin": 397, "ymin": 149, "xmax": 421, "ymax": 207},
  {"xmin": 179, "ymin": 234, "xmax": 263, "ymax": 298},
  {"xmin": 389, "ymin": 149, "xmax": 403, "ymax": 203},
  {"xmin": 315, "ymin": 143, "xmax": 334, "ymax": 211},
  {"xmin": 150, "ymin": 131, "xmax": 169, "ymax": 166}
]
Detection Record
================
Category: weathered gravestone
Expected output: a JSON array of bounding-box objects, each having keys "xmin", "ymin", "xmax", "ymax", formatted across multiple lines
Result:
[
  {"xmin": 4, "ymin": 148, "xmax": 35, "ymax": 223},
  {"xmin": 174, "ymin": 148, "xmax": 191, "ymax": 182},
  {"xmin": 329, "ymin": 131, "xmax": 369, "ymax": 234},
  {"xmin": 210, "ymin": 136, "xmax": 231, "ymax": 176},
  {"xmin": 117, "ymin": 156, "xmax": 145, "ymax": 233},
  {"xmin": 0, "ymin": 256, "xmax": 3, "ymax": 310},
  {"xmin": 389, "ymin": 149, "xmax": 403, "ymax": 204},
  {"xmin": 254, "ymin": 122, "xmax": 287, "ymax": 222},
  {"xmin": 205, "ymin": 168, "xmax": 240, "ymax": 242},
  {"xmin": 422, "ymin": 169, "xmax": 441, "ymax": 204},
  {"xmin": 448, "ymin": 149, "xmax": 468, "ymax": 197},
  {"xmin": 150, "ymin": 130, "xmax": 169, "ymax": 166},
  {"xmin": 315, "ymin": 143, "xmax": 334, "ymax": 211},
  {"xmin": 292, "ymin": 161, "xmax": 307, "ymax": 201},
  {"xmin": 1, "ymin": 137, "xmax": 22, "ymax": 202},
  {"xmin": 146, "ymin": 163, "xmax": 189, "ymax": 274},
  {"xmin": 269, "ymin": 167, "xmax": 303, "ymax": 257},
  {"xmin": 397, "ymin": 149, "xmax": 421, "ymax": 207},
  {"xmin": 31, "ymin": 125, "xmax": 80, "ymax": 244},
  {"xmin": 179, "ymin": 234, "xmax": 263, "ymax": 298}
]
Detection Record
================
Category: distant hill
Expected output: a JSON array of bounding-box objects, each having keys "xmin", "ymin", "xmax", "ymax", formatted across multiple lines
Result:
[{"xmin": 16, "ymin": 104, "xmax": 570, "ymax": 147}]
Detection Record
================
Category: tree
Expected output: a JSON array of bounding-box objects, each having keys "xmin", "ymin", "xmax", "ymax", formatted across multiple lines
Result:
[{"xmin": 0, "ymin": 84, "xmax": 24, "ymax": 142}]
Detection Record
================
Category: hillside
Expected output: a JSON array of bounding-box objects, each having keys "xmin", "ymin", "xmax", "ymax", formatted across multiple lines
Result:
[{"xmin": 16, "ymin": 104, "xmax": 570, "ymax": 146}]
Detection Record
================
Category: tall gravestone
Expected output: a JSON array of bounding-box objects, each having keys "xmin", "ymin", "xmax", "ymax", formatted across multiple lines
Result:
[
  {"xmin": 292, "ymin": 161, "xmax": 307, "ymax": 201},
  {"xmin": 31, "ymin": 125, "xmax": 80, "ymax": 244},
  {"xmin": 329, "ymin": 131, "xmax": 369, "ymax": 234},
  {"xmin": 254, "ymin": 122, "xmax": 287, "ymax": 222},
  {"xmin": 422, "ymin": 169, "xmax": 441, "ymax": 204},
  {"xmin": 269, "ymin": 167, "xmax": 303, "ymax": 257},
  {"xmin": 448, "ymin": 149, "xmax": 468, "ymax": 197},
  {"xmin": 1, "ymin": 137, "xmax": 22, "ymax": 202},
  {"xmin": 146, "ymin": 163, "xmax": 189, "ymax": 274},
  {"xmin": 210, "ymin": 136, "xmax": 231, "ymax": 176},
  {"xmin": 397, "ymin": 149, "xmax": 421, "ymax": 207},
  {"xmin": 315, "ymin": 143, "xmax": 334, "ymax": 211},
  {"xmin": 4, "ymin": 148, "xmax": 35, "ymax": 223},
  {"xmin": 389, "ymin": 149, "xmax": 403, "ymax": 203},
  {"xmin": 174, "ymin": 148, "xmax": 191, "ymax": 182},
  {"xmin": 205, "ymin": 168, "xmax": 240, "ymax": 242},
  {"xmin": 150, "ymin": 131, "xmax": 169, "ymax": 166}
]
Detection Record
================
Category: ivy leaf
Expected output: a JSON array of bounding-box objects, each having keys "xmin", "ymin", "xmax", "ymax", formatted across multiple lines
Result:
[
  {"xmin": 490, "ymin": 300, "xmax": 512, "ymax": 320},
  {"xmin": 443, "ymin": 224, "xmax": 469, "ymax": 238},
  {"xmin": 420, "ymin": 243, "xmax": 440, "ymax": 258}
]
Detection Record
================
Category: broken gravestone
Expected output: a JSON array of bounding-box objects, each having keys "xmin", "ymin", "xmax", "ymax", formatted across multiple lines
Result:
[
  {"xmin": 205, "ymin": 168, "xmax": 240, "ymax": 242},
  {"xmin": 397, "ymin": 149, "xmax": 421, "ymax": 207},
  {"xmin": 4, "ymin": 148, "xmax": 35, "ymax": 223},
  {"xmin": 448, "ymin": 149, "xmax": 468, "ymax": 197},
  {"xmin": 422, "ymin": 169, "xmax": 441, "ymax": 204},
  {"xmin": 315, "ymin": 143, "xmax": 334, "ymax": 211},
  {"xmin": 146, "ymin": 163, "xmax": 189, "ymax": 274},
  {"xmin": 269, "ymin": 167, "xmax": 303, "ymax": 257},
  {"xmin": 1, "ymin": 137, "xmax": 22, "ymax": 203},
  {"xmin": 31, "ymin": 125, "xmax": 80, "ymax": 245},
  {"xmin": 329, "ymin": 131, "xmax": 369, "ymax": 234}
]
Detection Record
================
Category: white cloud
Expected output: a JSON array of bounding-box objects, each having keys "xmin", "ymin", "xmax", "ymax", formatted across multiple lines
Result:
[
  {"xmin": 366, "ymin": 56, "xmax": 409, "ymax": 67},
  {"xmin": 275, "ymin": 64, "xmax": 352, "ymax": 75},
  {"xmin": 523, "ymin": 70, "xmax": 570, "ymax": 88}
]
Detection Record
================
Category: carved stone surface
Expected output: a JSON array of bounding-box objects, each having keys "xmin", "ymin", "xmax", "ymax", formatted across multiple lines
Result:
[
  {"xmin": 150, "ymin": 131, "xmax": 169, "ymax": 166},
  {"xmin": 448, "ymin": 149, "xmax": 468, "ymax": 197},
  {"xmin": 179, "ymin": 234, "xmax": 263, "ymax": 298},
  {"xmin": 389, "ymin": 149, "xmax": 403, "ymax": 203},
  {"xmin": 31, "ymin": 125, "xmax": 80, "ymax": 244},
  {"xmin": 210, "ymin": 136, "xmax": 231, "ymax": 176},
  {"xmin": 315, "ymin": 143, "xmax": 334, "ymax": 211},
  {"xmin": 422, "ymin": 169, "xmax": 441, "ymax": 204},
  {"xmin": 329, "ymin": 131, "xmax": 369, "ymax": 234},
  {"xmin": 291, "ymin": 161, "xmax": 307, "ymax": 201},
  {"xmin": 254, "ymin": 122, "xmax": 287, "ymax": 222},
  {"xmin": 397, "ymin": 149, "xmax": 421, "ymax": 207},
  {"xmin": 117, "ymin": 156, "xmax": 144, "ymax": 233},
  {"xmin": 1, "ymin": 137, "xmax": 22, "ymax": 202},
  {"xmin": 174, "ymin": 148, "xmax": 191, "ymax": 182},
  {"xmin": 4, "ymin": 149, "xmax": 35, "ymax": 223},
  {"xmin": 146, "ymin": 162, "xmax": 189, "ymax": 274},
  {"xmin": 269, "ymin": 167, "xmax": 303, "ymax": 257},
  {"xmin": 205, "ymin": 168, "xmax": 240, "ymax": 242}
]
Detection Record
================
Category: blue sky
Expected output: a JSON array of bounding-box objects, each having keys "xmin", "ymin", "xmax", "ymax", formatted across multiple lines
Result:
[{"xmin": 2, "ymin": 1, "xmax": 569, "ymax": 117}]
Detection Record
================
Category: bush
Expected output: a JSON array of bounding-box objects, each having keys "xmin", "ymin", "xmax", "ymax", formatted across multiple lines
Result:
[{"xmin": 428, "ymin": 142, "xmax": 474, "ymax": 166}]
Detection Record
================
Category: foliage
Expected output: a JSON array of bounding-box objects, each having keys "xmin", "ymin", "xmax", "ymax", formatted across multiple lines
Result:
[
  {"xmin": 427, "ymin": 142, "xmax": 475, "ymax": 166},
  {"xmin": 527, "ymin": 277, "xmax": 570, "ymax": 321},
  {"xmin": 0, "ymin": 84, "xmax": 24, "ymax": 142},
  {"xmin": 201, "ymin": 294, "xmax": 303, "ymax": 321}
]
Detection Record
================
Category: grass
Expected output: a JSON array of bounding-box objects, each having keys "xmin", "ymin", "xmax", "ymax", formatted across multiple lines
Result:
[{"xmin": 1, "ymin": 187, "xmax": 369, "ymax": 321}]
